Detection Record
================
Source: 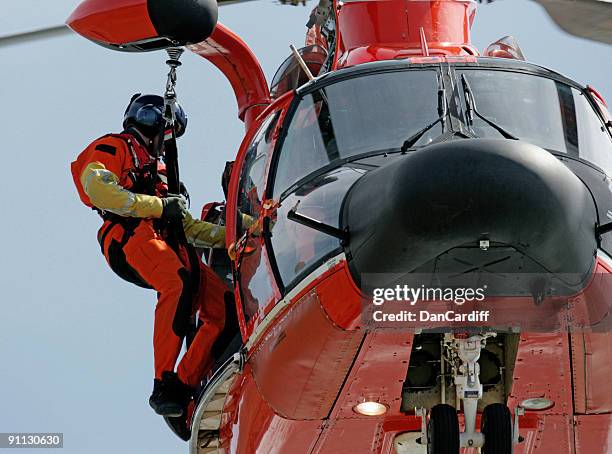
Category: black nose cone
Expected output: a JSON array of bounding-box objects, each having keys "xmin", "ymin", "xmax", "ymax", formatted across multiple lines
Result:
[{"xmin": 343, "ymin": 139, "xmax": 597, "ymax": 290}]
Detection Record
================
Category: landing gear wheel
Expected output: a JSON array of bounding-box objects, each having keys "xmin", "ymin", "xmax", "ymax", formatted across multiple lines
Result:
[
  {"xmin": 427, "ymin": 404, "xmax": 459, "ymax": 454},
  {"xmin": 481, "ymin": 403, "xmax": 513, "ymax": 454}
]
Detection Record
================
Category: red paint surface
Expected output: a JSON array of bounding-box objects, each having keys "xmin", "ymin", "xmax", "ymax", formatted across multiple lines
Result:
[
  {"xmin": 335, "ymin": 0, "xmax": 478, "ymax": 68},
  {"xmin": 189, "ymin": 24, "xmax": 271, "ymax": 127},
  {"xmin": 315, "ymin": 262, "xmax": 363, "ymax": 330},
  {"xmin": 572, "ymin": 332, "xmax": 612, "ymax": 414},
  {"xmin": 574, "ymin": 414, "xmax": 612, "ymax": 453},
  {"xmin": 312, "ymin": 332, "xmax": 415, "ymax": 453},
  {"xmin": 219, "ymin": 365, "xmax": 324, "ymax": 453},
  {"xmin": 249, "ymin": 287, "xmax": 363, "ymax": 420},
  {"xmin": 67, "ymin": 0, "xmax": 156, "ymax": 45}
]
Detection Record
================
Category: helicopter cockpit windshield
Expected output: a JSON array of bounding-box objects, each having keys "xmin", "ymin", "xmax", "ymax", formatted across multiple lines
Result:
[
  {"xmin": 272, "ymin": 69, "xmax": 442, "ymax": 198},
  {"xmin": 457, "ymin": 69, "xmax": 612, "ymax": 175},
  {"xmin": 262, "ymin": 62, "xmax": 612, "ymax": 294},
  {"xmin": 273, "ymin": 65, "xmax": 612, "ymax": 202}
]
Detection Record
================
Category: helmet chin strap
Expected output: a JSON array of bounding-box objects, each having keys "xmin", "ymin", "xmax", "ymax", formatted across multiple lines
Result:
[{"xmin": 126, "ymin": 125, "xmax": 153, "ymax": 149}]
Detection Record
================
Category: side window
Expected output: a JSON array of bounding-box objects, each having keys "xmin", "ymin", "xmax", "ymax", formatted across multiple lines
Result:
[
  {"xmin": 236, "ymin": 113, "xmax": 279, "ymax": 321},
  {"xmin": 572, "ymin": 89, "xmax": 612, "ymax": 176},
  {"xmin": 237, "ymin": 113, "xmax": 279, "ymax": 235},
  {"xmin": 269, "ymin": 167, "xmax": 365, "ymax": 289}
]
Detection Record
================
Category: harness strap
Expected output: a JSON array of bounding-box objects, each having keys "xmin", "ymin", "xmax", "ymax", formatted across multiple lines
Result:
[
  {"xmin": 96, "ymin": 211, "xmax": 141, "ymax": 252},
  {"xmin": 97, "ymin": 221, "xmax": 115, "ymax": 254},
  {"xmin": 104, "ymin": 132, "xmax": 162, "ymax": 197}
]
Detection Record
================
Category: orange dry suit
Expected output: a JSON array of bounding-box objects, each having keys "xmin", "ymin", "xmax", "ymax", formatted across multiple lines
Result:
[{"xmin": 71, "ymin": 132, "xmax": 228, "ymax": 388}]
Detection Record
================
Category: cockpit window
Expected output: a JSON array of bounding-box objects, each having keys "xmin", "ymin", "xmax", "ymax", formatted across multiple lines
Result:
[
  {"xmin": 458, "ymin": 70, "xmax": 612, "ymax": 175},
  {"xmin": 270, "ymin": 45, "xmax": 328, "ymax": 98},
  {"xmin": 272, "ymin": 70, "xmax": 440, "ymax": 198},
  {"xmin": 237, "ymin": 113, "xmax": 278, "ymax": 234},
  {"xmin": 236, "ymin": 113, "xmax": 279, "ymax": 321},
  {"xmin": 269, "ymin": 166, "xmax": 365, "ymax": 288}
]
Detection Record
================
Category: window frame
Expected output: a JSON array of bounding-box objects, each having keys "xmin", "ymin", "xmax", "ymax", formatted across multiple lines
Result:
[{"xmin": 234, "ymin": 111, "xmax": 282, "ymax": 322}]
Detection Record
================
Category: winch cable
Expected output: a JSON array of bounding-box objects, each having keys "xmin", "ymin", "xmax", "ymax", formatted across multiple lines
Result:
[
  {"xmin": 156, "ymin": 47, "xmax": 189, "ymax": 248},
  {"xmin": 158, "ymin": 47, "xmax": 201, "ymax": 343}
]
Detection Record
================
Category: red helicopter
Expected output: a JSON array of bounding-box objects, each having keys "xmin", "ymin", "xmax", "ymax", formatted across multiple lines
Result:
[{"xmin": 5, "ymin": 0, "xmax": 612, "ymax": 452}]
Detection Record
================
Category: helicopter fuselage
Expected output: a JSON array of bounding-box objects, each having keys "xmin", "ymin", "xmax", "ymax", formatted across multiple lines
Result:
[{"xmin": 213, "ymin": 56, "xmax": 612, "ymax": 453}]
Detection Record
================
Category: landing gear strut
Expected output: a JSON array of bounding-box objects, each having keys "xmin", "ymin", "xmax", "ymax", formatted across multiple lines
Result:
[
  {"xmin": 445, "ymin": 332, "xmax": 492, "ymax": 449},
  {"xmin": 418, "ymin": 332, "xmax": 517, "ymax": 453}
]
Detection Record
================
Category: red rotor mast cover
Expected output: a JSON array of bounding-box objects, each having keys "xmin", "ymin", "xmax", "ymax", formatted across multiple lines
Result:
[{"xmin": 335, "ymin": 0, "xmax": 478, "ymax": 68}]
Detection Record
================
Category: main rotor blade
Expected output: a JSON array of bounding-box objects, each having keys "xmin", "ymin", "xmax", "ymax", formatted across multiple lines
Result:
[
  {"xmin": 0, "ymin": 25, "xmax": 71, "ymax": 48},
  {"xmin": 479, "ymin": 0, "xmax": 612, "ymax": 45},
  {"xmin": 534, "ymin": 0, "xmax": 612, "ymax": 45},
  {"xmin": 0, "ymin": 0, "xmax": 301, "ymax": 49}
]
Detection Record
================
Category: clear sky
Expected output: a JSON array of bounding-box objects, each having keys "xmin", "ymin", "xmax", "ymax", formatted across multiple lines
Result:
[{"xmin": 0, "ymin": 1, "xmax": 610, "ymax": 453}]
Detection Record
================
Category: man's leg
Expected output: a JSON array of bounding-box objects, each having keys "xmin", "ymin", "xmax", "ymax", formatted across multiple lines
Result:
[
  {"xmin": 121, "ymin": 221, "xmax": 194, "ymax": 415},
  {"xmin": 177, "ymin": 263, "xmax": 227, "ymax": 388}
]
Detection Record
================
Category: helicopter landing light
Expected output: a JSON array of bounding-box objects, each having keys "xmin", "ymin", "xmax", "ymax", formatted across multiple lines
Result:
[
  {"xmin": 520, "ymin": 397, "xmax": 555, "ymax": 411},
  {"xmin": 353, "ymin": 401, "xmax": 388, "ymax": 416}
]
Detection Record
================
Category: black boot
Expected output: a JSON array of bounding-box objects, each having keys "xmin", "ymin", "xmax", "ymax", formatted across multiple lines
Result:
[{"xmin": 149, "ymin": 372, "xmax": 193, "ymax": 417}]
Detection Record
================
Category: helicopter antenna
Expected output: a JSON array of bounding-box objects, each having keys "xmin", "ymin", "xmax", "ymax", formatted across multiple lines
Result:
[
  {"xmin": 289, "ymin": 44, "xmax": 315, "ymax": 82},
  {"xmin": 419, "ymin": 27, "xmax": 430, "ymax": 57}
]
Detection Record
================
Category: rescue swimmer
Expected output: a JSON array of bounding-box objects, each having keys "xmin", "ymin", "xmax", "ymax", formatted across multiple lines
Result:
[{"xmin": 70, "ymin": 94, "xmax": 235, "ymax": 419}]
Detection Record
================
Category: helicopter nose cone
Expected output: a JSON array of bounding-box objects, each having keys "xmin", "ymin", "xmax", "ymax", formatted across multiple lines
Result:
[{"xmin": 343, "ymin": 139, "xmax": 597, "ymax": 290}]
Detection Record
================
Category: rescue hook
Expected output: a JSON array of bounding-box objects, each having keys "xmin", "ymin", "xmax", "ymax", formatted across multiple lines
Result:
[{"xmin": 163, "ymin": 47, "xmax": 185, "ymax": 131}]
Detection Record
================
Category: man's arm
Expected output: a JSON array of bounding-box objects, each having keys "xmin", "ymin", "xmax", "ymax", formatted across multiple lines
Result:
[
  {"xmin": 81, "ymin": 162, "xmax": 163, "ymax": 218},
  {"xmin": 79, "ymin": 137, "xmax": 163, "ymax": 219},
  {"xmin": 183, "ymin": 211, "xmax": 226, "ymax": 248},
  {"xmin": 183, "ymin": 209, "xmax": 259, "ymax": 249}
]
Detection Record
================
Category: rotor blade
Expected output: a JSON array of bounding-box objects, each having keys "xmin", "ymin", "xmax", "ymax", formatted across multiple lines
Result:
[
  {"xmin": 479, "ymin": 0, "xmax": 612, "ymax": 45},
  {"xmin": 0, "ymin": 0, "xmax": 302, "ymax": 48},
  {"xmin": 0, "ymin": 25, "xmax": 72, "ymax": 48},
  {"xmin": 534, "ymin": 0, "xmax": 612, "ymax": 45}
]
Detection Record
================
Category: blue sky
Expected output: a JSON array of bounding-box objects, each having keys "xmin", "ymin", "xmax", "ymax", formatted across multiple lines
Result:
[{"xmin": 0, "ymin": 1, "xmax": 610, "ymax": 453}]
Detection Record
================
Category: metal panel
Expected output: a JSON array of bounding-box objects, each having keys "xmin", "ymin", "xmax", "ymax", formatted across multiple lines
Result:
[
  {"xmin": 572, "ymin": 332, "xmax": 612, "ymax": 414},
  {"xmin": 218, "ymin": 367, "xmax": 324, "ymax": 453},
  {"xmin": 508, "ymin": 334, "xmax": 573, "ymax": 416},
  {"xmin": 249, "ymin": 290, "xmax": 363, "ymax": 420},
  {"xmin": 312, "ymin": 331, "xmax": 415, "ymax": 453},
  {"xmin": 515, "ymin": 415, "xmax": 574, "ymax": 454},
  {"xmin": 574, "ymin": 414, "xmax": 612, "ymax": 453}
]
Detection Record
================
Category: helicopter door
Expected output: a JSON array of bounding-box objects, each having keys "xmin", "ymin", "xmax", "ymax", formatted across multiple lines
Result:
[{"xmin": 235, "ymin": 113, "xmax": 281, "ymax": 323}]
